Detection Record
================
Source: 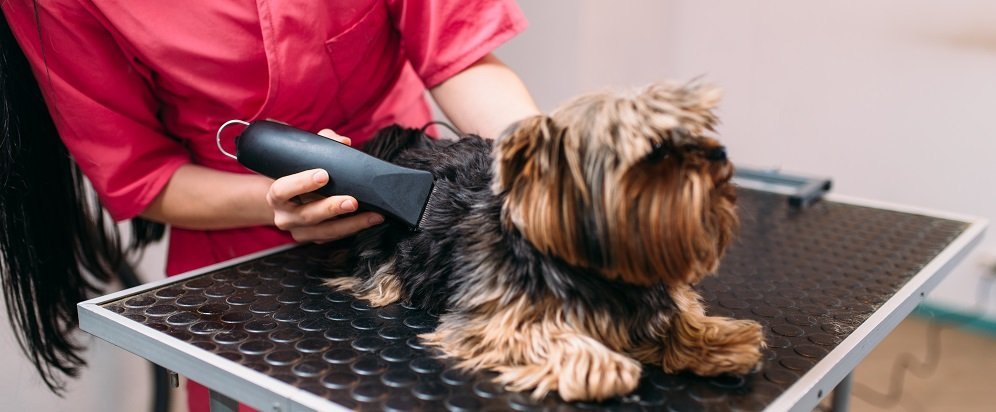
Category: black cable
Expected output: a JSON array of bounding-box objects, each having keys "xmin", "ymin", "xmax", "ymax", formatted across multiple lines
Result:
[
  {"xmin": 420, "ymin": 120, "xmax": 461, "ymax": 139},
  {"xmin": 851, "ymin": 274, "xmax": 995, "ymax": 409}
]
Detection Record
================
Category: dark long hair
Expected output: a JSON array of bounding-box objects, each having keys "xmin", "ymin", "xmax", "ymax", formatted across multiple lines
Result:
[{"xmin": 1, "ymin": 11, "xmax": 164, "ymax": 393}]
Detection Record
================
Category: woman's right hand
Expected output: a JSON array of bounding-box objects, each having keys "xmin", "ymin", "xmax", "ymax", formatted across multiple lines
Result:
[{"xmin": 266, "ymin": 129, "xmax": 385, "ymax": 243}]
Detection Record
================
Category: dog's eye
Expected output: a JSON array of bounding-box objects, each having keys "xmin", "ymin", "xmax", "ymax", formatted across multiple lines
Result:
[
  {"xmin": 644, "ymin": 142, "xmax": 670, "ymax": 162},
  {"xmin": 705, "ymin": 146, "xmax": 727, "ymax": 162}
]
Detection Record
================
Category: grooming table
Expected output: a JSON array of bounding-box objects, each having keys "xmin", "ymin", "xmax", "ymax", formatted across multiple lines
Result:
[{"xmin": 79, "ymin": 189, "xmax": 986, "ymax": 411}]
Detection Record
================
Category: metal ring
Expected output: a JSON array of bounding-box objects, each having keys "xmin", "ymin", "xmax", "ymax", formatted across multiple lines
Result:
[{"xmin": 216, "ymin": 119, "xmax": 250, "ymax": 160}]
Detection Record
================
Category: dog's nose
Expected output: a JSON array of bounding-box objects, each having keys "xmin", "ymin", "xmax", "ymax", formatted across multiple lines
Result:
[{"xmin": 706, "ymin": 146, "xmax": 727, "ymax": 161}]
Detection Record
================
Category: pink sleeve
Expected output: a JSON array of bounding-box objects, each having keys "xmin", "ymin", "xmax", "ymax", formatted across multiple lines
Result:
[
  {"xmin": 388, "ymin": 0, "xmax": 528, "ymax": 89},
  {"xmin": 3, "ymin": 0, "xmax": 189, "ymax": 221}
]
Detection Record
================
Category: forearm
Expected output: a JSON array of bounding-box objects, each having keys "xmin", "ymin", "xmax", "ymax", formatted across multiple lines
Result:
[
  {"xmin": 140, "ymin": 164, "xmax": 274, "ymax": 230},
  {"xmin": 430, "ymin": 54, "xmax": 540, "ymax": 138}
]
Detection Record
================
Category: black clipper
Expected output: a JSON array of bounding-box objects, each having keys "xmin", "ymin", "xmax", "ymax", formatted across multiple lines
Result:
[{"xmin": 218, "ymin": 120, "xmax": 436, "ymax": 229}]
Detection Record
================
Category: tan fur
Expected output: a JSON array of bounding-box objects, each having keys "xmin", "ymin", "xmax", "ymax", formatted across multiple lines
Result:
[
  {"xmin": 420, "ymin": 296, "xmax": 642, "ymax": 401},
  {"xmin": 658, "ymin": 285, "xmax": 765, "ymax": 375},
  {"xmin": 324, "ymin": 260, "xmax": 403, "ymax": 307},
  {"xmin": 360, "ymin": 275, "xmax": 403, "ymax": 307},
  {"xmin": 493, "ymin": 116, "xmax": 588, "ymax": 270},
  {"xmin": 324, "ymin": 276, "xmax": 360, "ymax": 291},
  {"xmin": 418, "ymin": 285, "xmax": 761, "ymax": 401}
]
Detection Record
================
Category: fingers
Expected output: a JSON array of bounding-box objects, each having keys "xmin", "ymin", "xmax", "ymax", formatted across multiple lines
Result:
[
  {"xmin": 280, "ymin": 195, "xmax": 358, "ymax": 228},
  {"xmin": 264, "ymin": 127, "xmax": 371, "ymax": 244},
  {"xmin": 267, "ymin": 169, "xmax": 329, "ymax": 208},
  {"xmin": 318, "ymin": 129, "xmax": 351, "ymax": 146},
  {"xmin": 289, "ymin": 212, "xmax": 385, "ymax": 243}
]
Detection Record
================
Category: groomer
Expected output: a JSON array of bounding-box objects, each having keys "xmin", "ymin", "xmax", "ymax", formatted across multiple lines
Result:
[{"xmin": 1, "ymin": 0, "xmax": 539, "ymax": 410}]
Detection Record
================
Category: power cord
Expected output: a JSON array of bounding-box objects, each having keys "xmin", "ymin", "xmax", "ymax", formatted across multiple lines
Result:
[{"xmin": 849, "ymin": 274, "xmax": 995, "ymax": 409}]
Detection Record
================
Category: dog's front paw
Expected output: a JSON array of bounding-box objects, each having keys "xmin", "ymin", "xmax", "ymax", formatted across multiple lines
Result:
[
  {"xmin": 663, "ymin": 317, "xmax": 765, "ymax": 376},
  {"xmin": 558, "ymin": 350, "xmax": 643, "ymax": 402},
  {"xmin": 494, "ymin": 341, "xmax": 642, "ymax": 402}
]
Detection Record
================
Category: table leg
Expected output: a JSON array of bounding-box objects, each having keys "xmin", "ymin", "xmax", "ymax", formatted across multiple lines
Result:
[
  {"xmin": 831, "ymin": 372, "xmax": 853, "ymax": 412},
  {"xmin": 209, "ymin": 389, "xmax": 239, "ymax": 412}
]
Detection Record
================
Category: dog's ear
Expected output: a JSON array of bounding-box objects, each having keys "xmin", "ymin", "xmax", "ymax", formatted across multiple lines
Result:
[
  {"xmin": 493, "ymin": 115, "xmax": 552, "ymax": 194},
  {"xmin": 494, "ymin": 114, "xmax": 588, "ymax": 198},
  {"xmin": 492, "ymin": 115, "xmax": 591, "ymax": 267}
]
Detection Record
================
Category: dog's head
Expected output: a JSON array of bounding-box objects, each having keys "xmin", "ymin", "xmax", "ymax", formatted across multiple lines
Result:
[{"xmin": 493, "ymin": 82, "xmax": 737, "ymax": 286}]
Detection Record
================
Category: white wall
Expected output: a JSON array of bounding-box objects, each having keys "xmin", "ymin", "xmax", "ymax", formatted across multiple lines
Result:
[
  {"xmin": 495, "ymin": 0, "xmax": 996, "ymax": 320},
  {"xmin": 0, "ymin": 324, "xmax": 151, "ymax": 411}
]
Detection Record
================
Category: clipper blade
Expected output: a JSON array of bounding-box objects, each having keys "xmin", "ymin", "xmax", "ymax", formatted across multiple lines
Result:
[{"xmin": 415, "ymin": 185, "xmax": 442, "ymax": 231}]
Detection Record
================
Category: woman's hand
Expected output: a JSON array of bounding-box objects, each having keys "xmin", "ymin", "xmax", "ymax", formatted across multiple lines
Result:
[
  {"xmin": 266, "ymin": 129, "xmax": 384, "ymax": 243},
  {"xmin": 142, "ymin": 128, "xmax": 384, "ymax": 237}
]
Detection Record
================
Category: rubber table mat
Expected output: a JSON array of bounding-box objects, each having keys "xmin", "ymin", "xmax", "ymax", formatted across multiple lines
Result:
[{"xmin": 101, "ymin": 190, "xmax": 970, "ymax": 411}]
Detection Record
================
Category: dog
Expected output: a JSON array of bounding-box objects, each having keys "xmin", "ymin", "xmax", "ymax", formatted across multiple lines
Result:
[{"xmin": 325, "ymin": 82, "xmax": 765, "ymax": 401}]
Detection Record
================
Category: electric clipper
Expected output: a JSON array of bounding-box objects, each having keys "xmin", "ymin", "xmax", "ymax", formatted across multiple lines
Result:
[{"xmin": 217, "ymin": 120, "xmax": 438, "ymax": 230}]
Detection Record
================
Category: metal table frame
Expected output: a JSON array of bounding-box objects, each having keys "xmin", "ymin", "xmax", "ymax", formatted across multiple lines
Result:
[
  {"xmin": 78, "ymin": 193, "xmax": 987, "ymax": 412},
  {"xmin": 81, "ymin": 243, "xmax": 346, "ymax": 412}
]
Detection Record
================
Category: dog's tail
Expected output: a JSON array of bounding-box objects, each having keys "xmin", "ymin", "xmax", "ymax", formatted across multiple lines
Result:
[{"xmin": 362, "ymin": 124, "xmax": 437, "ymax": 162}]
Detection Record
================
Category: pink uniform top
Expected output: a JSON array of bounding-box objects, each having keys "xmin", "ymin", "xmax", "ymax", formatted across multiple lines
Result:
[{"xmin": 3, "ymin": 0, "xmax": 526, "ymax": 276}]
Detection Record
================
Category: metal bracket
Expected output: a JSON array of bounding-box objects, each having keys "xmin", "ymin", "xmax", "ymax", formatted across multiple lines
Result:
[
  {"xmin": 168, "ymin": 370, "xmax": 180, "ymax": 388},
  {"xmin": 733, "ymin": 166, "xmax": 833, "ymax": 207}
]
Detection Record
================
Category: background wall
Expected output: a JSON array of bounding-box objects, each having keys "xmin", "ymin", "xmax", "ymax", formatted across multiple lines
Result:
[{"xmin": 495, "ymin": 0, "xmax": 996, "ymax": 320}]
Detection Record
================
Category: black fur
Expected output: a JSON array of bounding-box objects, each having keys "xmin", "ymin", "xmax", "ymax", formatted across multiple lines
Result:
[{"xmin": 346, "ymin": 125, "xmax": 676, "ymax": 338}]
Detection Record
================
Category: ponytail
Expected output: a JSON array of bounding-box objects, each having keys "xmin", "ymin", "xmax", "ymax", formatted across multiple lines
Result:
[{"xmin": 1, "ymin": 11, "xmax": 164, "ymax": 394}]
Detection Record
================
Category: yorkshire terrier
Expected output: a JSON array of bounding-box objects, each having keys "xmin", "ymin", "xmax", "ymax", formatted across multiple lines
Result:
[{"xmin": 325, "ymin": 82, "xmax": 765, "ymax": 401}]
